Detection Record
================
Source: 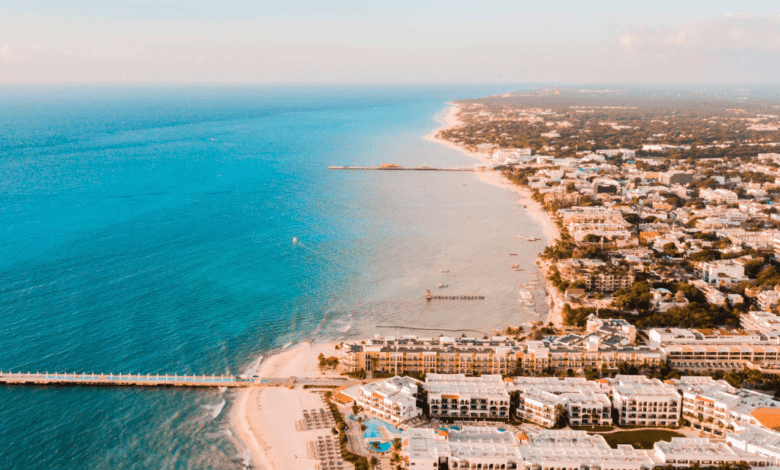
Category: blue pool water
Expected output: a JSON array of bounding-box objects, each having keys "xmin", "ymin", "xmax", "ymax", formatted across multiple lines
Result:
[
  {"xmin": 363, "ymin": 418, "xmax": 402, "ymax": 452},
  {"xmin": 0, "ymin": 84, "xmax": 546, "ymax": 469}
]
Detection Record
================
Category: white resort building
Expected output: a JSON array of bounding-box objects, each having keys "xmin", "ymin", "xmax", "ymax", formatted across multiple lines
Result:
[
  {"xmin": 402, "ymin": 426, "xmax": 521, "ymax": 470},
  {"xmin": 507, "ymin": 377, "xmax": 612, "ymax": 428},
  {"xmin": 354, "ymin": 376, "xmax": 422, "ymax": 424},
  {"xmin": 672, "ymin": 376, "xmax": 780, "ymax": 437},
  {"xmin": 425, "ymin": 374, "xmax": 511, "ymax": 419},
  {"xmin": 610, "ymin": 375, "xmax": 681, "ymax": 427}
]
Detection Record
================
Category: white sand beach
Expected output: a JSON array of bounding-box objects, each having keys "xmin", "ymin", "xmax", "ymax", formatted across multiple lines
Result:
[{"xmin": 230, "ymin": 341, "xmax": 347, "ymax": 470}]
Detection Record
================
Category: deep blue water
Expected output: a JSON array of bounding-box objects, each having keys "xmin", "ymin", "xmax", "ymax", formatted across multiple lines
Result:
[{"xmin": 0, "ymin": 84, "xmax": 539, "ymax": 468}]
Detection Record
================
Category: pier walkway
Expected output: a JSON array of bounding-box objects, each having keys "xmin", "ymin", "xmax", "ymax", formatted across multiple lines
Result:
[
  {"xmin": 328, "ymin": 165, "xmax": 492, "ymax": 172},
  {"xmin": 0, "ymin": 371, "xmax": 359, "ymax": 389}
]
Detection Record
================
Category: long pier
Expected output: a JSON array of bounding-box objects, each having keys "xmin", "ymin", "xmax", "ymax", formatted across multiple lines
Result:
[
  {"xmin": 0, "ymin": 372, "xmax": 359, "ymax": 389},
  {"xmin": 328, "ymin": 165, "xmax": 491, "ymax": 172},
  {"xmin": 0, "ymin": 371, "xmax": 249, "ymax": 388}
]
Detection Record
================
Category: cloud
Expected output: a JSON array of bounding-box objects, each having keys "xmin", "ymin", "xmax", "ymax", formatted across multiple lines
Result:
[{"xmin": 0, "ymin": 46, "xmax": 29, "ymax": 62}]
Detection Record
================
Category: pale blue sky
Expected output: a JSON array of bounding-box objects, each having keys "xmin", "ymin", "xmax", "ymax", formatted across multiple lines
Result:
[{"xmin": 1, "ymin": 1, "xmax": 779, "ymax": 83}]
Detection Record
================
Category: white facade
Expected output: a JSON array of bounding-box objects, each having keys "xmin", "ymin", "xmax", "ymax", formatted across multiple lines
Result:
[
  {"xmin": 610, "ymin": 376, "xmax": 681, "ymax": 427},
  {"xmin": 426, "ymin": 374, "xmax": 511, "ymax": 419},
  {"xmin": 742, "ymin": 311, "xmax": 780, "ymax": 334},
  {"xmin": 403, "ymin": 427, "xmax": 521, "ymax": 470},
  {"xmin": 355, "ymin": 376, "xmax": 421, "ymax": 424},
  {"xmin": 729, "ymin": 425, "xmax": 780, "ymax": 466},
  {"xmin": 518, "ymin": 430, "xmax": 655, "ymax": 470},
  {"xmin": 654, "ymin": 437, "xmax": 769, "ymax": 468},
  {"xmin": 701, "ymin": 260, "xmax": 747, "ymax": 286},
  {"xmin": 673, "ymin": 376, "xmax": 780, "ymax": 437}
]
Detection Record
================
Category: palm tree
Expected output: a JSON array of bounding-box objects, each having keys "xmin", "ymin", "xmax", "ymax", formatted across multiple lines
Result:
[
  {"xmin": 689, "ymin": 462, "xmax": 701, "ymax": 470},
  {"xmin": 393, "ymin": 438, "xmax": 402, "ymax": 452},
  {"xmin": 590, "ymin": 409, "xmax": 600, "ymax": 428},
  {"xmin": 370, "ymin": 456, "xmax": 380, "ymax": 469},
  {"xmin": 735, "ymin": 461, "xmax": 750, "ymax": 470},
  {"xmin": 718, "ymin": 462, "xmax": 732, "ymax": 470}
]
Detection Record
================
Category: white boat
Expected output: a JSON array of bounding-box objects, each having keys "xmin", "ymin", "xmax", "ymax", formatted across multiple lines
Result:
[
  {"xmin": 527, "ymin": 237, "xmax": 540, "ymax": 242},
  {"xmin": 517, "ymin": 235, "xmax": 526, "ymax": 239},
  {"xmin": 437, "ymin": 284, "xmax": 448, "ymax": 289},
  {"xmin": 440, "ymin": 270, "xmax": 449, "ymax": 273}
]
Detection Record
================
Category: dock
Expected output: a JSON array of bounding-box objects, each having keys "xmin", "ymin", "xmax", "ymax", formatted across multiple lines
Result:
[
  {"xmin": 425, "ymin": 290, "xmax": 484, "ymax": 300},
  {"xmin": 328, "ymin": 165, "xmax": 491, "ymax": 172},
  {"xmin": 0, "ymin": 371, "xmax": 360, "ymax": 389}
]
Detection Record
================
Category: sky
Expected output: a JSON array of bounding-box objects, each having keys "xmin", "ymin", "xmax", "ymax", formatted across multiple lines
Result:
[{"xmin": 1, "ymin": 1, "xmax": 780, "ymax": 84}]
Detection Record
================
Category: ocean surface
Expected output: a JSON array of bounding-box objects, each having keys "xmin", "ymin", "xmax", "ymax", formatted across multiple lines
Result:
[{"xmin": 0, "ymin": 84, "xmax": 548, "ymax": 469}]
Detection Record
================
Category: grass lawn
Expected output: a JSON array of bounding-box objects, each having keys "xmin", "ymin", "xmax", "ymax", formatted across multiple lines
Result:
[{"xmin": 598, "ymin": 430, "xmax": 685, "ymax": 449}]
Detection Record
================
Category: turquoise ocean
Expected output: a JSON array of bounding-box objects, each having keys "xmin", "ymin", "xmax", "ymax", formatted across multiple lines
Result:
[{"xmin": 0, "ymin": 85, "xmax": 547, "ymax": 469}]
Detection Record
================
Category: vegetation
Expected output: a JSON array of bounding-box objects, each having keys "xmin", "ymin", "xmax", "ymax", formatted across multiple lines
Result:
[
  {"xmin": 344, "ymin": 369, "xmax": 367, "ymax": 380},
  {"xmin": 599, "ymin": 430, "xmax": 684, "ymax": 449},
  {"xmin": 318, "ymin": 353, "xmax": 339, "ymax": 371},
  {"xmin": 324, "ymin": 392, "xmax": 370, "ymax": 470}
]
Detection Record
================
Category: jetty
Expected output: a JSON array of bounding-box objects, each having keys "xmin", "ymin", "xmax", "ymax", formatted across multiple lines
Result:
[
  {"xmin": 328, "ymin": 164, "xmax": 491, "ymax": 172},
  {"xmin": 0, "ymin": 371, "xmax": 358, "ymax": 389},
  {"xmin": 425, "ymin": 289, "xmax": 484, "ymax": 300}
]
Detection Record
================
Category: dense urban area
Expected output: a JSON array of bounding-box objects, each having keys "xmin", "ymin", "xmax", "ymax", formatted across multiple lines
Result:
[{"xmin": 315, "ymin": 90, "xmax": 780, "ymax": 470}]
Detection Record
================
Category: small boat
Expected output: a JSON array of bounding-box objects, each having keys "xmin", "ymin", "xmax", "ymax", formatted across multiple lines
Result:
[
  {"xmin": 440, "ymin": 270, "xmax": 449, "ymax": 273},
  {"xmin": 510, "ymin": 264, "xmax": 520, "ymax": 268},
  {"xmin": 437, "ymin": 284, "xmax": 448, "ymax": 289},
  {"xmin": 509, "ymin": 253, "xmax": 518, "ymax": 256},
  {"xmin": 517, "ymin": 235, "xmax": 526, "ymax": 239},
  {"xmin": 527, "ymin": 237, "xmax": 540, "ymax": 242}
]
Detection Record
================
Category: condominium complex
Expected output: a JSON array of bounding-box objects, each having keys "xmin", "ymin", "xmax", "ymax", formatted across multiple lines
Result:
[
  {"xmin": 517, "ymin": 430, "xmax": 656, "ymax": 470},
  {"xmin": 508, "ymin": 377, "xmax": 611, "ymax": 428},
  {"xmin": 403, "ymin": 428, "xmax": 771, "ymax": 470},
  {"xmin": 402, "ymin": 427, "xmax": 521, "ymax": 470},
  {"xmin": 557, "ymin": 258, "xmax": 635, "ymax": 292},
  {"xmin": 425, "ymin": 374, "xmax": 511, "ymax": 419},
  {"xmin": 352, "ymin": 376, "xmax": 422, "ymax": 424},
  {"xmin": 611, "ymin": 376, "xmax": 681, "ymax": 427},
  {"xmin": 672, "ymin": 376, "xmax": 780, "ymax": 437},
  {"xmin": 341, "ymin": 334, "xmax": 661, "ymax": 378}
]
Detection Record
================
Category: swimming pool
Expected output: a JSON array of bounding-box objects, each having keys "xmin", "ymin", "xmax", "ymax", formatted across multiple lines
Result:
[{"xmin": 362, "ymin": 418, "xmax": 401, "ymax": 452}]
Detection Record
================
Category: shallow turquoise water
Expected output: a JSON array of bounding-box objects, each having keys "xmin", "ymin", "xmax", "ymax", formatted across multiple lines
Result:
[{"xmin": 0, "ymin": 84, "xmax": 542, "ymax": 468}]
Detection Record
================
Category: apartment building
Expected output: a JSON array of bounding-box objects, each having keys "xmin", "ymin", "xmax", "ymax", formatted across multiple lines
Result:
[
  {"xmin": 518, "ymin": 430, "xmax": 656, "ymax": 470},
  {"xmin": 402, "ymin": 427, "xmax": 522, "ymax": 470},
  {"xmin": 353, "ymin": 376, "xmax": 422, "ymax": 424},
  {"xmin": 700, "ymin": 188, "xmax": 739, "ymax": 204},
  {"xmin": 557, "ymin": 258, "xmax": 635, "ymax": 292},
  {"xmin": 654, "ymin": 438, "xmax": 769, "ymax": 468},
  {"xmin": 508, "ymin": 377, "xmax": 612, "ymax": 428},
  {"xmin": 728, "ymin": 425, "xmax": 780, "ymax": 466},
  {"xmin": 341, "ymin": 335, "xmax": 520, "ymax": 376},
  {"xmin": 701, "ymin": 260, "xmax": 748, "ymax": 286},
  {"xmin": 741, "ymin": 311, "xmax": 780, "ymax": 334},
  {"xmin": 425, "ymin": 374, "xmax": 510, "ymax": 419},
  {"xmin": 672, "ymin": 376, "xmax": 780, "ymax": 437},
  {"xmin": 610, "ymin": 376, "xmax": 681, "ymax": 427},
  {"xmin": 342, "ymin": 334, "xmax": 662, "ymax": 377}
]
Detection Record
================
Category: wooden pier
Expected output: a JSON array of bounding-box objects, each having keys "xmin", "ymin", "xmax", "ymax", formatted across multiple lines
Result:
[{"xmin": 425, "ymin": 290, "xmax": 484, "ymax": 300}]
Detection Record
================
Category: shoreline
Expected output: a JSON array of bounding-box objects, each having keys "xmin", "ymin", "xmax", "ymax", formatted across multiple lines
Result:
[
  {"xmin": 229, "ymin": 341, "xmax": 346, "ymax": 470},
  {"xmin": 426, "ymin": 102, "xmax": 564, "ymax": 327},
  {"xmin": 232, "ymin": 100, "xmax": 568, "ymax": 469}
]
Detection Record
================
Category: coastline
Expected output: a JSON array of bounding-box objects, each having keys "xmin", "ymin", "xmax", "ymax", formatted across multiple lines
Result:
[
  {"xmin": 426, "ymin": 102, "xmax": 564, "ymax": 327},
  {"xmin": 233, "ymin": 100, "xmax": 567, "ymax": 469},
  {"xmin": 230, "ymin": 341, "xmax": 346, "ymax": 470}
]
